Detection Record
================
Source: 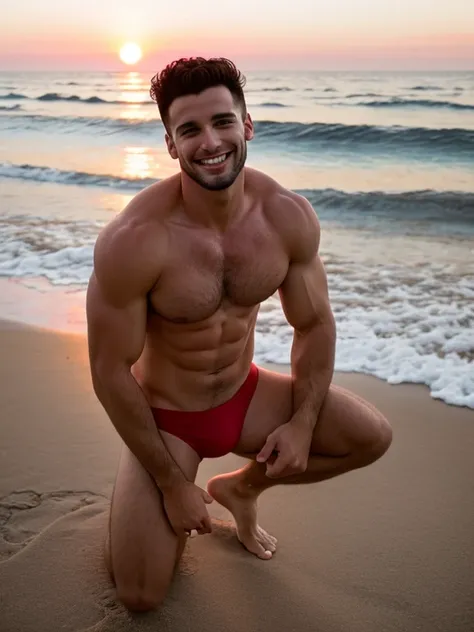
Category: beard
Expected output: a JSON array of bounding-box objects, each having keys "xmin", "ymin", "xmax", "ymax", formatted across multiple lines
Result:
[{"xmin": 180, "ymin": 143, "xmax": 247, "ymax": 191}]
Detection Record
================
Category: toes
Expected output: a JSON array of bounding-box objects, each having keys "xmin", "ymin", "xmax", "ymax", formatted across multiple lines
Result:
[
  {"xmin": 257, "ymin": 527, "xmax": 278, "ymax": 550},
  {"xmin": 260, "ymin": 537, "xmax": 277, "ymax": 553},
  {"xmin": 239, "ymin": 536, "xmax": 273, "ymax": 560},
  {"xmin": 257, "ymin": 548, "xmax": 273, "ymax": 560}
]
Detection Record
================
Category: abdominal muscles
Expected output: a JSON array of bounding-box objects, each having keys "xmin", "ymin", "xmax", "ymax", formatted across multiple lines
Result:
[{"xmin": 134, "ymin": 302, "xmax": 259, "ymax": 410}]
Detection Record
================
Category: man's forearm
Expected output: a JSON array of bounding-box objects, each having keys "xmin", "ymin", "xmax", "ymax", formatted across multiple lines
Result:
[
  {"xmin": 291, "ymin": 318, "xmax": 336, "ymax": 428},
  {"xmin": 92, "ymin": 368, "xmax": 186, "ymax": 490}
]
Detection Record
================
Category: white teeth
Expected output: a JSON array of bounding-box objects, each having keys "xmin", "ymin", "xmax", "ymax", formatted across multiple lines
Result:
[{"xmin": 200, "ymin": 154, "xmax": 227, "ymax": 165}]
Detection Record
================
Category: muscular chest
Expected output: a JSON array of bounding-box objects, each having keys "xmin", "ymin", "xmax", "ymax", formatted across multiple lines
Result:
[{"xmin": 150, "ymin": 222, "xmax": 288, "ymax": 322}]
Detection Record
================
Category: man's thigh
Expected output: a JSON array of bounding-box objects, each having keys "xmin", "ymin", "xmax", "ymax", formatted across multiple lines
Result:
[
  {"xmin": 233, "ymin": 365, "xmax": 389, "ymax": 457},
  {"xmin": 108, "ymin": 431, "xmax": 201, "ymax": 608},
  {"xmin": 233, "ymin": 365, "xmax": 293, "ymax": 455}
]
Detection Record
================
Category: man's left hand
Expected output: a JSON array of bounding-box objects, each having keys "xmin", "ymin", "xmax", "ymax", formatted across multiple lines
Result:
[{"xmin": 256, "ymin": 418, "xmax": 314, "ymax": 478}]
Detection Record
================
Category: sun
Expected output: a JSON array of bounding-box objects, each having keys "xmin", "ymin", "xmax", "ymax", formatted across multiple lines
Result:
[{"xmin": 119, "ymin": 42, "xmax": 142, "ymax": 65}]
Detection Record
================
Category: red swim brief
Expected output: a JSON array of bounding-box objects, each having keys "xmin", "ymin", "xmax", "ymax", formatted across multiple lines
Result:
[{"xmin": 151, "ymin": 364, "xmax": 259, "ymax": 459}]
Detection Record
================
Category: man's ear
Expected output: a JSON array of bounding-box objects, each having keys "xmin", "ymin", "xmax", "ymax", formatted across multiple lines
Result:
[
  {"xmin": 165, "ymin": 133, "xmax": 178, "ymax": 159},
  {"xmin": 244, "ymin": 113, "xmax": 254, "ymax": 142}
]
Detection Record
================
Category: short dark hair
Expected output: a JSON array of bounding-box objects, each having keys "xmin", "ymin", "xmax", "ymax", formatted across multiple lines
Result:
[{"xmin": 150, "ymin": 57, "xmax": 247, "ymax": 130}]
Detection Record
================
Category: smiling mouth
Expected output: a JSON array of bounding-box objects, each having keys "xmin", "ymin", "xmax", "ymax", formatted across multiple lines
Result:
[{"xmin": 195, "ymin": 152, "xmax": 232, "ymax": 166}]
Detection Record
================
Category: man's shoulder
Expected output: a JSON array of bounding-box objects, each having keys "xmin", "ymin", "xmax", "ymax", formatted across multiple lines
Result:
[
  {"xmin": 247, "ymin": 168, "xmax": 319, "ymax": 250},
  {"xmin": 91, "ymin": 176, "xmax": 180, "ymax": 294},
  {"xmin": 246, "ymin": 167, "xmax": 316, "ymax": 219},
  {"xmin": 245, "ymin": 167, "xmax": 289, "ymax": 199},
  {"xmin": 113, "ymin": 175, "xmax": 180, "ymax": 229},
  {"xmin": 96, "ymin": 175, "xmax": 180, "ymax": 251}
]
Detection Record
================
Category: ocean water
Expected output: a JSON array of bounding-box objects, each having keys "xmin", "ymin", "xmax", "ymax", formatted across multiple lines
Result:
[{"xmin": 1, "ymin": 69, "xmax": 473, "ymax": 408}]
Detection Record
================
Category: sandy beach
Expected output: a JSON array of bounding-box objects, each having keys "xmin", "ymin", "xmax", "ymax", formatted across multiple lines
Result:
[{"xmin": 1, "ymin": 317, "xmax": 474, "ymax": 632}]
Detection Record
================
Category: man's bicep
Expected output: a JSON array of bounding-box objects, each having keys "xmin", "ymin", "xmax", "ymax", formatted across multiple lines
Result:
[
  {"xmin": 278, "ymin": 254, "xmax": 333, "ymax": 332},
  {"xmin": 86, "ymin": 274, "xmax": 147, "ymax": 375}
]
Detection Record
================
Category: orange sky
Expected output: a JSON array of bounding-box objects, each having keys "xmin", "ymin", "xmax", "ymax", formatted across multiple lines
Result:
[{"xmin": 2, "ymin": 1, "xmax": 474, "ymax": 70}]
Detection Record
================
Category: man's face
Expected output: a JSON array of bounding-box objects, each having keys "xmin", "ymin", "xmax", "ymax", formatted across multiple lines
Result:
[{"xmin": 165, "ymin": 86, "xmax": 254, "ymax": 191}]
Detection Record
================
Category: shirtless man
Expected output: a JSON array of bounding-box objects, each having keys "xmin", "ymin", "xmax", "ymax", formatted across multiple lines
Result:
[{"xmin": 86, "ymin": 57, "xmax": 392, "ymax": 613}]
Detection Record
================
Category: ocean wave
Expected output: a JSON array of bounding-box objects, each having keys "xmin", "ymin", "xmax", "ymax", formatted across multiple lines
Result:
[
  {"xmin": 0, "ymin": 91, "xmax": 153, "ymax": 105},
  {"xmin": 356, "ymin": 97, "xmax": 474, "ymax": 111},
  {"xmin": 0, "ymin": 113, "xmax": 157, "ymax": 135},
  {"xmin": 2, "ymin": 88, "xmax": 347, "ymax": 107},
  {"xmin": 247, "ymin": 87, "xmax": 294, "ymax": 92},
  {"xmin": 0, "ymin": 104, "xmax": 21, "ymax": 111},
  {"xmin": 0, "ymin": 162, "xmax": 157, "ymax": 190},
  {"xmin": 409, "ymin": 85, "xmax": 443, "ymax": 91},
  {"xmin": 2, "ymin": 113, "xmax": 474, "ymax": 158},
  {"xmin": 261, "ymin": 87, "xmax": 293, "ymax": 92},
  {"xmin": 38, "ymin": 93, "xmax": 111, "ymax": 103},
  {"xmin": 254, "ymin": 120, "xmax": 474, "ymax": 156},
  {"xmin": 0, "ymin": 92, "xmax": 27, "ymax": 100},
  {"xmin": 1, "ymin": 161, "xmax": 472, "ymax": 225},
  {"xmin": 300, "ymin": 188, "xmax": 474, "ymax": 224},
  {"xmin": 39, "ymin": 92, "xmax": 152, "ymax": 105},
  {"xmin": 257, "ymin": 102, "xmax": 290, "ymax": 107},
  {"xmin": 346, "ymin": 92, "xmax": 383, "ymax": 98},
  {"xmin": 0, "ymin": 92, "xmax": 154, "ymax": 105}
]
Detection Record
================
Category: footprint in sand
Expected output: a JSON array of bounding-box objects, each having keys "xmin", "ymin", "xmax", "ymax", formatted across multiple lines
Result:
[{"xmin": 0, "ymin": 489, "xmax": 107, "ymax": 561}]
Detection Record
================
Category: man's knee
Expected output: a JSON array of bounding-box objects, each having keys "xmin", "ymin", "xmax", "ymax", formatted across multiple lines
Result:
[
  {"xmin": 349, "ymin": 407, "xmax": 392, "ymax": 467},
  {"xmin": 117, "ymin": 585, "xmax": 167, "ymax": 613},
  {"xmin": 362, "ymin": 414, "xmax": 393, "ymax": 463},
  {"xmin": 108, "ymin": 535, "xmax": 185, "ymax": 613}
]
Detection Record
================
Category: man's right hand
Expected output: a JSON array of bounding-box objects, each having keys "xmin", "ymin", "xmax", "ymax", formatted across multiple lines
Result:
[{"xmin": 161, "ymin": 481, "xmax": 214, "ymax": 536}]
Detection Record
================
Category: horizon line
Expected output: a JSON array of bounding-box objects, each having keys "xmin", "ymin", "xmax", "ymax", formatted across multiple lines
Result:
[{"xmin": 1, "ymin": 67, "xmax": 473, "ymax": 73}]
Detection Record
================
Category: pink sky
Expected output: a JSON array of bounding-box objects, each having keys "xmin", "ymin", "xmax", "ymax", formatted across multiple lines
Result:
[{"xmin": 2, "ymin": 1, "xmax": 474, "ymax": 71}]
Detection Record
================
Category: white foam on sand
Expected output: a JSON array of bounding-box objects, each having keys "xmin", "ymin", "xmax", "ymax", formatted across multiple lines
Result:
[
  {"xmin": 0, "ymin": 216, "xmax": 97, "ymax": 285},
  {"xmin": 255, "ymin": 296, "xmax": 474, "ymax": 409},
  {"xmin": 255, "ymin": 244, "xmax": 474, "ymax": 409}
]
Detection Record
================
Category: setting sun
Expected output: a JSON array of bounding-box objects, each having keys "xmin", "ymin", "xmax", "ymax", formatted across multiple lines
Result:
[{"xmin": 119, "ymin": 42, "xmax": 142, "ymax": 65}]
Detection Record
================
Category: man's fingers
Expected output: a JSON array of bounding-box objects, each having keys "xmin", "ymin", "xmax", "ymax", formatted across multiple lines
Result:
[
  {"xmin": 189, "ymin": 518, "xmax": 212, "ymax": 536},
  {"xmin": 265, "ymin": 458, "xmax": 288, "ymax": 478},
  {"xmin": 256, "ymin": 435, "xmax": 277, "ymax": 463}
]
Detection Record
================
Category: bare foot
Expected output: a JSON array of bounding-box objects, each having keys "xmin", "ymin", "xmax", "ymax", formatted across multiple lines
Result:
[{"xmin": 207, "ymin": 473, "xmax": 277, "ymax": 560}]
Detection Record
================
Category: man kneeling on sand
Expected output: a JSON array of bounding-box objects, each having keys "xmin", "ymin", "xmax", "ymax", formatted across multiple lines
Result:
[{"xmin": 86, "ymin": 56, "xmax": 393, "ymax": 612}]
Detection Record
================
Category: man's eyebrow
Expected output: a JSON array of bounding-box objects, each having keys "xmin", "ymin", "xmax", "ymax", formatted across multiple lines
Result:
[
  {"xmin": 176, "ymin": 112, "xmax": 237, "ymax": 135},
  {"xmin": 212, "ymin": 112, "xmax": 237, "ymax": 121}
]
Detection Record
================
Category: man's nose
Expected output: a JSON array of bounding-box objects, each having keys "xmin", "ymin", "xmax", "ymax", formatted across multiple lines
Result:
[{"xmin": 200, "ymin": 126, "xmax": 221, "ymax": 153}]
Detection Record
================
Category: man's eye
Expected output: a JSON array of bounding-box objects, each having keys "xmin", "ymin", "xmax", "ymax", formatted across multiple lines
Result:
[
  {"xmin": 216, "ymin": 119, "xmax": 233, "ymax": 126},
  {"xmin": 182, "ymin": 128, "xmax": 197, "ymax": 136}
]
